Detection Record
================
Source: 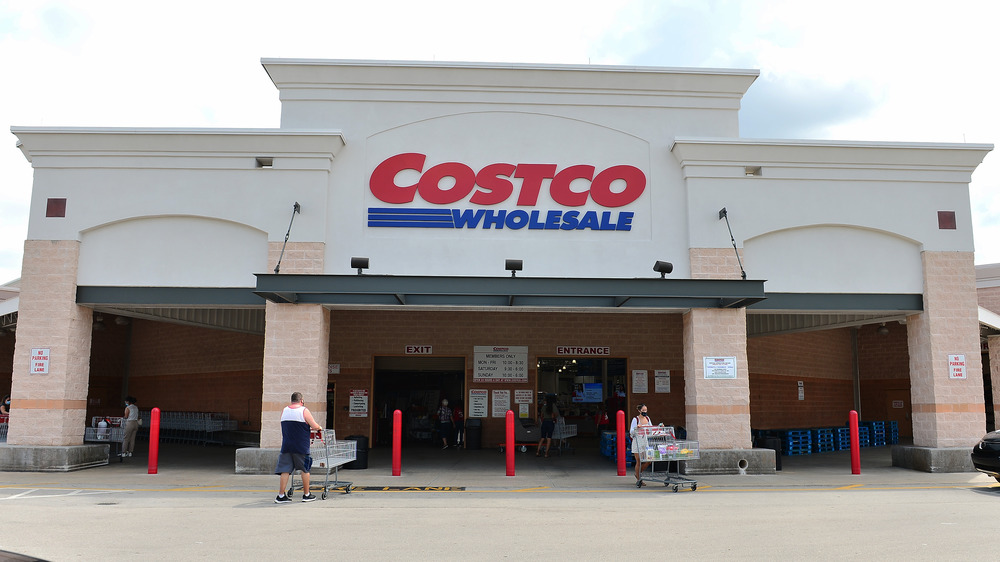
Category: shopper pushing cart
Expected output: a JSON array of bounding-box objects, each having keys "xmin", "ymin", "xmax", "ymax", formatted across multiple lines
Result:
[{"xmin": 274, "ymin": 392, "xmax": 324, "ymax": 504}]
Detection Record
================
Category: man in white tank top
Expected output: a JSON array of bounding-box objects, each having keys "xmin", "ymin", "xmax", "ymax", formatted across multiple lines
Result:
[{"xmin": 274, "ymin": 392, "xmax": 323, "ymax": 503}]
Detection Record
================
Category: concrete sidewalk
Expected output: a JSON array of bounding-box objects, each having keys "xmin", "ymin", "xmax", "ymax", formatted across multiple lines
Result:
[{"xmin": 1, "ymin": 441, "xmax": 993, "ymax": 492}]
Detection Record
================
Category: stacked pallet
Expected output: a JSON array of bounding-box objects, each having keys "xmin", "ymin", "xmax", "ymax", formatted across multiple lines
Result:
[
  {"xmin": 864, "ymin": 421, "xmax": 887, "ymax": 447},
  {"xmin": 811, "ymin": 428, "xmax": 836, "ymax": 453},
  {"xmin": 834, "ymin": 427, "xmax": 852, "ymax": 450},
  {"xmin": 888, "ymin": 421, "xmax": 900, "ymax": 444},
  {"xmin": 857, "ymin": 425, "xmax": 871, "ymax": 447},
  {"xmin": 781, "ymin": 429, "xmax": 812, "ymax": 455},
  {"xmin": 600, "ymin": 431, "xmax": 634, "ymax": 465}
]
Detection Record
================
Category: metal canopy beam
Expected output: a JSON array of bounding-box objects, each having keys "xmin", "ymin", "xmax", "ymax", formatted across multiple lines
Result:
[
  {"xmin": 77, "ymin": 286, "xmax": 265, "ymax": 307},
  {"xmin": 253, "ymin": 274, "xmax": 767, "ymax": 309}
]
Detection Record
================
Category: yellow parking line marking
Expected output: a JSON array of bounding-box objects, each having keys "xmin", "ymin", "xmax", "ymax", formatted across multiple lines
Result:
[{"xmin": 835, "ymin": 484, "xmax": 864, "ymax": 490}]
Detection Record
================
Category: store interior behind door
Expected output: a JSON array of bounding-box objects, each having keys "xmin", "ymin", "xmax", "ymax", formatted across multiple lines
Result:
[{"xmin": 373, "ymin": 356, "xmax": 464, "ymax": 447}]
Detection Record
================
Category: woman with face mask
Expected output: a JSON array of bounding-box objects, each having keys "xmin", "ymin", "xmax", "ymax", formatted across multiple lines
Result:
[
  {"xmin": 629, "ymin": 403, "xmax": 652, "ymax": 487},
  {"xmin": 1, "ymin": 395, "xmax": 10, "ymax": 416}
]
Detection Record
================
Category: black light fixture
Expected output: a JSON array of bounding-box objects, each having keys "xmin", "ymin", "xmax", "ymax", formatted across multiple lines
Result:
[
  {"xmin": 505, "ymin": 259, "xmax": 523, "ymax": 277},
  {"xmin": 877, "ymin": 323, "xmax": 889, "ymax": 336},
  {"xmin": 653, "ymin": 260, "xmax": 674, "ymax": 278},
  {"xmin": 351, "ymin": 257, "xmax": 369, "ymax": 275}
]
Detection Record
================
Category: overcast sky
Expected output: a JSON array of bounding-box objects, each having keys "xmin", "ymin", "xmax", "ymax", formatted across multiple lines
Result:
[{"xmin": 2, "ymin": 0, "xmax": 998, "ymax": 284}]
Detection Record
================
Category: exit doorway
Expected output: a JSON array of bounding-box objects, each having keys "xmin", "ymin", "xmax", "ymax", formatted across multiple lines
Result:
[{"xmin": 373, "ymin": 356, "xmax": 465, "ymax": 447}]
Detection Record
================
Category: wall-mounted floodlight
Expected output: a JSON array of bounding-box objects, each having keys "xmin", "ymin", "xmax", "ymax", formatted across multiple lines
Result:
[
  {"xmin": 351, "ymin": 257, "xmax": 369, "ymax": 275},
  {"xmin": 653, "ymin": 261, "xmax": 674, "ymax": 278},
  {"xmin": 505, "ymin": 259, "xmax": 523, "ymax": 278}
]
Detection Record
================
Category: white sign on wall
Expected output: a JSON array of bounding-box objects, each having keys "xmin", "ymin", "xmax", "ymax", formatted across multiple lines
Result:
[
  {"xmin": 474, "ymin": 346, "xmax": 528, "ymax": 383},
  {"xmin": 492, "ymin": 390, "xmax": 511, "ymax": 418},
  {"xmin": 632, "ymin": 370, "xmax": 648, "ymax": 393},
  {"xmin": 30, "ymin": 348, "xmax": 50, "ymax": 375},
  {"xmin": 349, "ymin": 389, "xmax": 369, "ymax": 418},
  {"xmin": 469, "ymin": 389, "xmax": 489, "ymax": 418},
  {"xmin": 514, "ymin": 389, "xmax": 534, "ymax": 404},
  {"xmin": 948, "ymin": 354, "xmax": 967, "ymax": 379},
  {"xmin": 704, "ymin": 356, "xmax": 737, "ymax": 379},
  {"xmin": 654, "ymin": 370, "xmax": 670, "ymax": 393},
  {"xmin": 328, "ymin": 363, "xmax": 340, "ymax": 375}
]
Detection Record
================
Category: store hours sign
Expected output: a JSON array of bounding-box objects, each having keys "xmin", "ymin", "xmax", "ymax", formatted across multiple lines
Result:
[{"xmin": 474, "ymin": 346, "xmax": 528, "ymax": 383}]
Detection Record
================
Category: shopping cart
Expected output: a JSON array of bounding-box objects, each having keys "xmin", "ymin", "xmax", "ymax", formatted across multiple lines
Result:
[
  {"xmin": 633, "ymin": 425, "xmax": 699, "ymax": 492},
  {"xmin": 551, "ymin": 417, "xmax": 577, "ymax": 455},
  {"xmin": 84, "ymin": 416, "xmax": 126, "ymax": 462},
  {"xmin": 288, "ymin": 429, "xmax": 357, "ymax": 500}
]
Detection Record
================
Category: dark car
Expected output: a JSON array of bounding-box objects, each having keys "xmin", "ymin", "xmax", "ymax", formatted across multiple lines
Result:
[{"xmin": 971, "ymin": 431, "xmax": 1000, "ymax": 482}]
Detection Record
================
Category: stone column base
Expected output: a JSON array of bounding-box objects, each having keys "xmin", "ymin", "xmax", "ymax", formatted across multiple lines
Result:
[
  {"xmin": 0, "ymin": 444, "xmax": 110, "ymax": 472},
  {"xmin": 891, "ymin": 445, "xmax": 975, "ymax": 473},
  {"xmin": 236, "ymin": 447, "xmax": 280, "ymax": 474},
  {"xmin": 681, "ymin": 448, "xmax": 776, "ymax": 475}
]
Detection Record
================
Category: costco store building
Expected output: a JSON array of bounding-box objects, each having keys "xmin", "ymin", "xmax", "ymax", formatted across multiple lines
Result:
[{"xmin": 2, "ymin": 59, "xmax": 997, "ymax": 474}]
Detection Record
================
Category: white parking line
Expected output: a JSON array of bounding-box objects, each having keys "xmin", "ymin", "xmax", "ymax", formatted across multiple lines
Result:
[{"xmin": 1, "ymin": 488, "xmax": 117, "ymax": 500}]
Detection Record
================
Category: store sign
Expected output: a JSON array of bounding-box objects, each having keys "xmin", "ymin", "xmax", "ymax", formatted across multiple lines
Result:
[
  {"xmin": 556, "ymin": 346, "xmax": 610, "ymax": 356},
  {"xmin": 368, "ymin": 153, "xmax": 644, "ymax": 231},
  {"xmin": 948, "ymin": 354, "xmax": 967, "ymax": 379},
  {"xmin": 474, "ymin": 346, "xmax": 528, "ymax": 383},
  {"xmin": 492, "ymin": 390, "xmax": 511, "ymax": 418},
  {"xmin": 349, "ymin": 389, "xmax": 369, "ymax": 418},
  {"xmin": 30, "ymin": 348, "xmax": 50, "ymax": 374},
  {"xmin": 704, "ymin": 356, "xmax": 737, "ymax": 379},
  {"xmin": 405, "ymin": 345, "xmax": 433, "ymax": 354},
  {"xmin": 469, "ymin": 389, "xmax": 489, "ymax": 418}
]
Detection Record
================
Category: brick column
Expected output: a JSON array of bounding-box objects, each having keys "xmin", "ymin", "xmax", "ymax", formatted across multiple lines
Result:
[
  {"xmin": 989, "ymin": 335, "xmax": 1000, "ymax": 430},
  {"xmin": 685, "ymin": 247, "xmax": 752, "ymax": 450},
  {"xmin": 908, "ymin": 251, "xmax": 985, "ymax": 447},
  {"xmin": 9, "ymin": 240, "xmax": 92, "ymax": 446},
  {"xmin": 259, "ymin": 241, "xmax": 328, "ymax": 449},
  {"xmin": 682, "ymin": 308, "xmax": 752, "ymax": 449}
]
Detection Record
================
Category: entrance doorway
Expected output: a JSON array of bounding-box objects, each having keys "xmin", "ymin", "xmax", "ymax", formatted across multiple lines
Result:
[
  {"xmin": 373, "ymin": 356, "xmax": 465, "ymax": 447},
  {"xmin": 536, "ymin": 357, "xmax": 627, "ymax": 435}
]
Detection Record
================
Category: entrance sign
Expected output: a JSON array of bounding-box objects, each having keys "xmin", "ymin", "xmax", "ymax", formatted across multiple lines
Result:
[
  {"xmin": 491, "ymin": 390, "xmax": 511, "ymax": 418},
  {"xmin": 948, "ymin": 354, "xmax": 967, "ymax": 379},
  {"xmin": 30, "ymin": 348, "xmax": 50, "ymax": 375},
  {"xmin": 556, "ymin": 346, "xmax": 610, "ymax": 356},
  {"xmin": 349, "ymin": 389, "xmax": 369, "ymax": 418},
  {"xmin": 474, "ymin": 346, "xmax": 528, "ymax": 383},
  {"xmin": 469, "ymin": 389, "xmax": 488, "ymax": 418},
  {"xmin": 704, "ymin": 357, "xmax": 737, "ymax": 379}
]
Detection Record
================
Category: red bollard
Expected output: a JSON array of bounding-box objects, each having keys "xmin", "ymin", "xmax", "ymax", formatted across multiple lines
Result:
[
  {"xmin": 392, "ymin": 409, "xmax": 402, "ymax": 476},
  {"xmin": 616, "ymin": 410, "xmax": 626, "ymax": 476},
  {"xmin": 147, "ymin": 407, "xmax": 161, "ymax": 475},
  {"xmin": 505, "ymin": 410, "xmax": 515, "ymax": 476},
  {"xmin": 849, "ymin": 410, "xmax": 861, "ymax": 475}
]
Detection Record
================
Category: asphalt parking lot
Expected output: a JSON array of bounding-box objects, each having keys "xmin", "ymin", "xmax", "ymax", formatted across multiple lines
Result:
[{"xmin": 2, "ymin": 443, "xmax": 998, "ymax": 560}]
